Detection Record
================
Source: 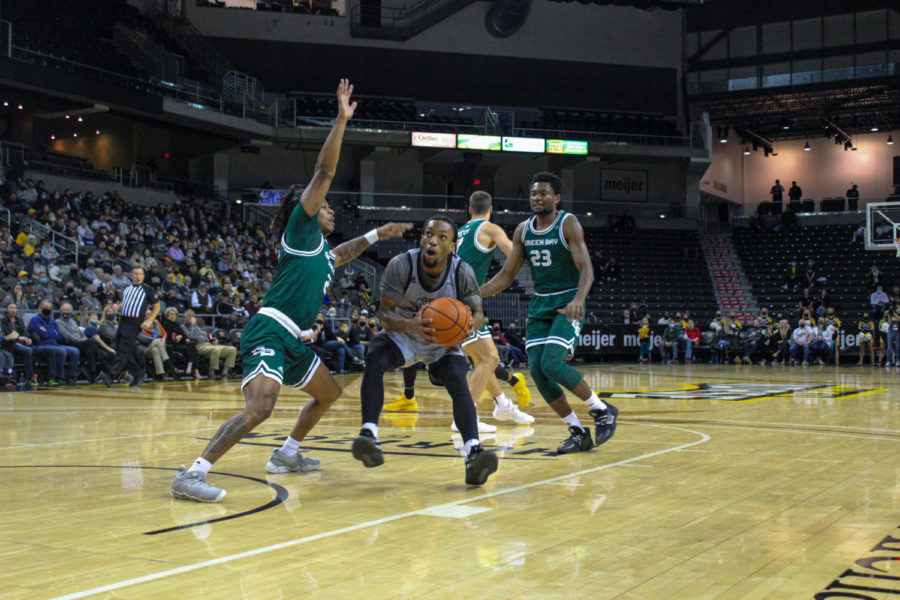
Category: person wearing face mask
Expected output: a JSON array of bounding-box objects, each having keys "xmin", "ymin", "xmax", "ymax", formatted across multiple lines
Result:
[
  {"xmin": 790, "ymin": 319, "xmax": 813, "ymax": 366},
  {"xmin": 661, "ymin": 318, "xmax": 681, "ymax": 364},
  {"xmin": 56, "ymin": 302, "xmax": 105, "ymax": 382},
  {"xmin": 0, "ymin": 303, "xmax": 35, "ymax": 384},
  {"xmin": 82, "ymin": 313, "xmax": 116, "ymax": 371},
  {"xmin": 27, "ymin": 300, "xmax": 80, "ymax": 385},
  {"xmin": 857, "ymin": 313, "xmax": 876, "ymax": 366},
  {"xmin": 34, "ymin": 273, "xmax": 54, "ymax": 302}
]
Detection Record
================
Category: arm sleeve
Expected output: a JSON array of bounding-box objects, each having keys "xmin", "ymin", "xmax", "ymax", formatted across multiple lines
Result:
[
  {"xmin": 379, "ymin": 255, "xmax": 411, "ymax": 304},
  {"xmin": 456, "ymin": 262, "xmax": 482, "ymax": 311}
]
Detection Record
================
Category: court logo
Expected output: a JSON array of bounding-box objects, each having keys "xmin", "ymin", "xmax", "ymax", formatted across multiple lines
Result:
[
  {"xmin": 598, "ymin": 382, "xmax": 881, "ymax": 402},
  {"xmin": 817, "ymin": 522, "xmax": 900, "ymax": 599},
  {"xmin": 251, "ymin": 347, "xmax": 276, "ymax": 357}
]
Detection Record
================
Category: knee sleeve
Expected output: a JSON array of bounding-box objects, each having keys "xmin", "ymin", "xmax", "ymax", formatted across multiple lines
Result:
[
  {"xmin": 435, "ymin": 355, "xmax": 478, "ymax": 441},
  {"xmin": 539, "ymin": 343, "xmax": 582, "ymax": 391},
  {"xmin": 360, "ymin": 335, "xmax": 404, "ymax": 424},
  {"xmin": 528, "ymin": 345, "xmax": 564, "ymax": 404},
  {"xmin": 402, "ymin": 364, "xmax": 419, "ymax": 389}
]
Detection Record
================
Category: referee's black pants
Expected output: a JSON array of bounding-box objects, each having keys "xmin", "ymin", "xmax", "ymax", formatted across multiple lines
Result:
[{"xmin": 110, "ymin": 317, "xmax": 145, "ymax": 380}]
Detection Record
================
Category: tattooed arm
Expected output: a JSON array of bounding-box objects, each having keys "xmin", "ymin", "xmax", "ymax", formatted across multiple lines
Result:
[{"xmin": 333, "ymin": 221, "xmax": 413, "ymax": 267}]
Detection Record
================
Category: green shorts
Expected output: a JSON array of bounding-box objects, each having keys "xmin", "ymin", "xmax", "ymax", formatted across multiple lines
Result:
[
  {"xmin": 526, "ymin": 289, "xmax": 584, "ymax": 354},
  {"xmin": 240, "ymin": 313, "xmax": 320, "ymax": 391},
  {"xmin": 461, "ymin": 322, "xmax": 491, "ymax": 347}
]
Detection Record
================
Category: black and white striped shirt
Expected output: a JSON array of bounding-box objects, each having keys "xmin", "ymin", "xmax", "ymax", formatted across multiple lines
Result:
[{"xmin": 120, "ymin": 283, "xmax": 158, "ymax": 319}]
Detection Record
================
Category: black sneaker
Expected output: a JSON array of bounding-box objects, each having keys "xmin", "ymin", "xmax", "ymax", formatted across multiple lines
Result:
[
  {"xmin": 464, "ymin": 444, "xmax": 498, "ymax": 486},
  {"xmin": 352, "ymin": 429, "xmax": 384, "ymax": 468},
  {"xmin": 557, "ymin": 426, "xmax": 594, "ymax": 454},
  {"xmin": 98, "ymin": 371, "xmax": 112, "ymax": 388},
  {"xmin": 129, "ymin": 373, "xmax": 144, "ymax": 388},
  {"xmin": 589, "ymin": 404, "xmax": 619, "ymax": 447}
]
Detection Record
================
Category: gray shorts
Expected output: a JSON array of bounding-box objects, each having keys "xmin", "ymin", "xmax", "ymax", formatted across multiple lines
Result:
[{"xmin": 385, "ymin": 330, "xmax": 464, "ymax": 367}]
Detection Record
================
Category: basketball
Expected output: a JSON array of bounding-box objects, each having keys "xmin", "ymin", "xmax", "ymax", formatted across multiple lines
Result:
[{"xmin": 422, "ymin": 297, "xmax": 472, "ymax": 346}]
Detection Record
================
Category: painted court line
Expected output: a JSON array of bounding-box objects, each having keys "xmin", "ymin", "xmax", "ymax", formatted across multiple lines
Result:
[
  {"xmin": 47, "ymin": 422, "xmax": 710, "ymax": 600},
  {"xmin": 0, "ymin": 427, "xmax": 222, "ymax": 451}
]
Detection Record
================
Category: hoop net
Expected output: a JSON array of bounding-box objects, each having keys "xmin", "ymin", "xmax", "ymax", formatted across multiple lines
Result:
[{"xmin": 894, "ymin": 238, "xmax": 900, "ymax": 258}]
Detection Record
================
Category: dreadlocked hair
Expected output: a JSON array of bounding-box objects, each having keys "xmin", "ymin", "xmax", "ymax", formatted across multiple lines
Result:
[{"xmin": 271, "ymin": 184, "xmax": 304, "ymax": 240}]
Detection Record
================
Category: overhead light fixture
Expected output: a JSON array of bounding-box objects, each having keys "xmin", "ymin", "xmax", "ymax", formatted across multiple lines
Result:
[
  {"xmin": 50, "ymin": 135, "xmax": 55, "ymax": 140},
  {"xmin": 804, "ymin": 141, "xmax": 810, "ymax": 151},
  {"xmin": 888, "ymin": 135, "xmax": 894, "ymax": 145},
  {"xmin": 73, "ymin": 133, "xmax": 78, "ymax": 137},
  {"xmin": 65, "ymin": 115, "xmax": 70, "ymax": 119},
  {"xmin": 743, "ymin": 146, "xmax": 750, "ymax": 155},
  {"xmin": 2, "ymin": 101, "xmax": 7, "ymax": 107},
  {"xmin": 871, "ymin": 126, "xmax": 879, "ymax": 132},
  {"xmin": 17, "ymin": 104, "xmax": 22, "ymax": 110},
  {"xmin": 95, "ymin": 129, "xmax": 100, "ymax": 134},
  {"xmin": 586, "ymin": 212, "xmax": 593, "ymax": 216},
  {"xmin": 77, "ymin": 116, "xmax": 83, "ymax": 122}
]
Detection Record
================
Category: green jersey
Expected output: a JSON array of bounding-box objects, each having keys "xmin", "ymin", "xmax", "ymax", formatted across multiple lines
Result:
[
  {"xmin": 262, "ymin": 204, "xmax": 335, "ymax": 330},
  {"xmin": 456, "ymin": 219, "xmax": 493, "ymax": 285},
  {"xmin": 521, "ymin": 210, "xmax": 581, "ymax": 295}
]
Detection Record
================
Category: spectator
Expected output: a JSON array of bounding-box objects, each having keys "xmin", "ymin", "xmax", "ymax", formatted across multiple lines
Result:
[
  {"xmin": 662, "ymin": 318, "xmax": 681, "ymax": 364},
  {"xmin": 504, "ymin": 322, "xmax": 526, "ymax": 358},
  {"xmin": 658, "ymin": 310, "xmax": 671, "ymax": 325},
  {"xmin": 770, "ymin": 319, "xmax": 792, "ymax": 366},
  {"xmin": 492, "ymin": 322, "xmax": 525, "ymax": 366},
  {"xmin": 858, "ymin": 312, "xmax": 875, "ymax": 366},
  {"xmin": 637, "ymin": 317, "xmax": 651, "ymax": 363},
  {"xmin": 810, "ymin": 317, "xmax": 832, "ymax": 365},
  {"xmin": 684, "ymin": 319, "xmax": 700, "ymax": 364},
  {"xmin": 780, "ymin": 204, "xmax": 798, "ymax": 231},
  {"xmin": 350, "ymin": 313, "xmax": 372, "ymax": 355},
  {"xmin": 335, "ymin": 321, "xmax": 365, "ymax": 371},
  {"xmin": 740, "ymin": 319, "xmax": 763, "ymax": 364},
  {"xmin": 804, "ymin": 260, "xmax": 816, "ymax": 289},
  {"xmin": 139, "ymin": 315, "xmax": 175, "ymax": 381},
  {"xmin": 191, "ymin": 281, "xmax": 215, "ymax": 313},
  {"xmin": 28, "ymin": 300, "xmax": 80, "ymax": 385},
  {"xmin": 110, "ymin": 265, "xmax": 131, "ymax": 294},
  {"xmin": 871, "ymin": 285, "xmax": 890, "ymax": 315},
  {"xmin": 790, "ymin": 319, "xmax": 813, "ymax": 366},
  {"xmin": 788, "ymin": 181, "xmax": 802, "ymax": 202},
  {"xmin": 161, "ymin": 306, "xmax": 200, "ymax": 379},
  {"xmin": 0, "ymin": 303, "xmax": 35, "ymax": 384},
  {"xmin": 783, "ymin": 261, "xmax": 801, "ymax": 290},
  {"xmin": 82, "ymin": 312, "xmax": 116, "ymax": 371},
  {"xmin": 846, "ymin": 183, "xmax": 860, "ymax": 201},
  {"xmin": 824, "ymin": 308, "xmax": 842, "ymax": 364},
  {"xmin": 181, "ymin": 309, "xmax": 237, "ymax": 379},
  {"xmin": 56, "ymin": 302, "xmax": 105, "ymax": 381},
  {"xmin": 770, "ymin": 179, "xmax": 785, "ymax": 203},
  {"xmin": 887, "ymin": 304, "xmax": 900, "ymax": 368},
  {"xmin": 796, "ymin": 288, "xmax": 815, "ymax": 319},
  {"xmin": 621, "ymin": 308, "xmax": 631, "ymax": 324},
  {"xmin": 167, "ymin": 239, "xmax": 185, "ymax": 263}
]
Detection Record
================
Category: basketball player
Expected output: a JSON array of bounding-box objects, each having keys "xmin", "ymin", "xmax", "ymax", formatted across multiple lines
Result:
[
  {"xmin": 170, "ymin": 79, "xmax": 412, "ymax": 503},
  {"xmin": 384, "ymin": 191, "xmax": 533, "ymax": 431},
  {"xmin": 481, "ymin": 172, "xmax": 618, "ymax": 453},
  {"xmin": 352, "ymin": 216, "xmax": 499, "ymax": 486}
]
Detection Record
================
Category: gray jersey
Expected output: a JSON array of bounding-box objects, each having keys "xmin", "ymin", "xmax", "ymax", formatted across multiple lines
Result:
[{"xmin": 380, "ymin": 249, "xmax": 480, "ymax": 366}]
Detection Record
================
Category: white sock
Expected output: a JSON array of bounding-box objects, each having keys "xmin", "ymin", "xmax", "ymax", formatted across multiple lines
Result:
[
  {"xmin": 464, "ymin": 438, "xmax": 481, "ymax": 455},
  {"xmin": 493, "ymin": 393, "xmax": 512, "ymax": 409},
  {"xmin": 583, "ymin": 391, "xmax": 608, "ymax": 411},
  {"xmin": 280, "ymin": 436, "xmax": 301, "ymax": 457},
  {"xmin": 362, "ymin": 422, "xmax": 379, "ymax": 438},
  {"xmin": 189, "ymin": 457, "xmax": 212, "ymax": 475},
  {"xmin": 563, "ymin": 411, "xmax": 583, "ymax": 430}
]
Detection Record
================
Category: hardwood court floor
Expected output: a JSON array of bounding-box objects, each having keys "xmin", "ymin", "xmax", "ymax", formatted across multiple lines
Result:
[{"xmin": 1, "ymin": 363, "xmax": 898, "ymax": 599}]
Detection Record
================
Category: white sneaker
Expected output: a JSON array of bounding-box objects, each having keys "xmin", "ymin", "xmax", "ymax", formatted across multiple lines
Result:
[
  {"xmin": 451, "ymin": 420, "xmax": 497, "ymax": 433},
  {"xmin": 492, "ymin": 404, "xmax": 535, "ymax": 425}
]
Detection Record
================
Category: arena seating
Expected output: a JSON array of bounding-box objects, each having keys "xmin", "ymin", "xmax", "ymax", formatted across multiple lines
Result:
[
  {"xmin": 583, "ymin": 228, "xmax": 716, "ymax": 326},
  {"xmin": 732, "ymin": 224, "xmax": 893, "ymax": 321}
]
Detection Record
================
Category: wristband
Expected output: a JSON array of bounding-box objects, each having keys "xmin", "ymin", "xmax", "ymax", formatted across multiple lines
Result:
[{"xmin": 364, "ymin": 229, "xmax": 379, "ymax": 245}]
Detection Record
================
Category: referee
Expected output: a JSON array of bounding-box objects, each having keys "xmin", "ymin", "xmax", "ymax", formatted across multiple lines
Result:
[{"xmin": 99, "ymin": 266, "xmax": 159, "ymax": 387}]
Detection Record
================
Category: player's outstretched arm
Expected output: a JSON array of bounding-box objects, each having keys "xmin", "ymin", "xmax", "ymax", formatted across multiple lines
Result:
[
  {"xmin": 484, "ymin": 222, "xmax": 514, "ymax": 256},
  {"xmin": 300, "ymin": 78, "xmax": 357, "ymax": 218},
  {"xmin": 559, "ymin": 214, "xmax": 594, "ymax": 322},
  {"xmin": 480, "ymin": 222, "xmax": 526, "ymax": 298},
  {"xmin": 333, "ymin": 222, "xmax": 413, "ymax": 267}
]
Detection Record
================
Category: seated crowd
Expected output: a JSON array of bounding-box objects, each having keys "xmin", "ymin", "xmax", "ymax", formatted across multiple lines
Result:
[
  {"xmin": 0, "ymin": 177, "xmax": 379, "ymax": 387},
  {"xmin": 628, "ymin": 302, "xmax": 892, "ymax": 367}
]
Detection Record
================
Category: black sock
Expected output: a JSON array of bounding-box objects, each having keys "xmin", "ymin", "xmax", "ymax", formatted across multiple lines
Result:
[
  {"xmin": 404, "ymin": 387, "xmax": 415, "ymax": 399},
  {"xmin": 508, "ymin": 374, "xmax": 519, "ymax": 387}
]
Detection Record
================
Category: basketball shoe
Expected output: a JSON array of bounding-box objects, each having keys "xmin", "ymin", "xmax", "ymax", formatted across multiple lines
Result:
[
  {"xmin": 590, "ymin": 403, "xmax": 619, "ymax": 447},
  {"xmin": 170, "ymin": 466, "xmax": 226, "ymax": 503},
  {"xmin": 464, "ymin": 444, "xmax": 498, "ymax": 486},
  {"xmin": 492, "ymin": 404, "xmax": 535, "ymax": 425},
  {"xmin": 511, "ymin": 373, "xmax": 531, "ymax": 407},
  {"xmin": 451, "ymin": 419, "xmax": 497, "ymax": 433},
  {"xmin": 265, "ymin": 448, "xmax": 321, "ymax": 473},
  {"xmin": 384, "ymin": 394, "xmax": 417, "ymax": 411},
  {"xmin": 557, "ymin": 426, "xmax": 594, "ymax": 454},
  {"xmin": 352, "ymin": 429, "xmax": 384, "ymax": 468}
]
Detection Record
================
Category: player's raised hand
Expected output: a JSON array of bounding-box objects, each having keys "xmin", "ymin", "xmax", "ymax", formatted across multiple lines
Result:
[
  {"xmin": 376, "ymin": 222, "xmax": 413, "ymax": 240},
  {"xmin": 336, "ymin": 78, "xmax": 357, "ymax": 121}
]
